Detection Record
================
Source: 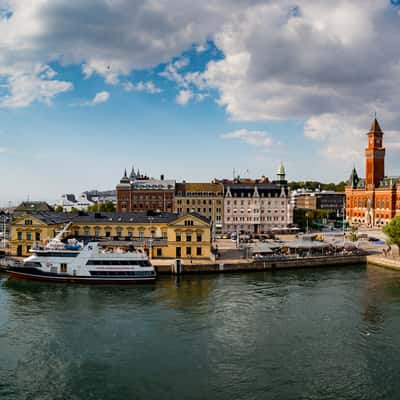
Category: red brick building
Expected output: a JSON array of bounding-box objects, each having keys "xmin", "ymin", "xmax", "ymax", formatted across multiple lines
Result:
[
  {"xmin": 346, "ymin": 118, "xmax": 399, "ymax": 227},
  {"xmin": 117, "ymin": 169, "xmax": 175, "ymax": 213}
]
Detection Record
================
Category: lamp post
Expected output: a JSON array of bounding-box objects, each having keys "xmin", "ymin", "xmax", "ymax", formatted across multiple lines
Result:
[
  {"xmin": 148, "ymin": 216, "xmax": 154, "ymax": 259},
  {"xmin": 342, "ymin": 197, "xmax": 346, "ymax": 248}
]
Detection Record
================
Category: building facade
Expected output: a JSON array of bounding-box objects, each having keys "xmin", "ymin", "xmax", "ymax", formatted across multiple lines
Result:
[
  {"xmin": 117, "ymin": 168, "xmax": 175, "ymax": 213},
  {"xmin": 10, "ymin": 211, "xmax": 211, "ymax": 259},
  {"xmin": 222, "ymin": 164, "xmax": 293, "ymax": 234},
  {"xmin": 174, "ymin": 182, "xmax": 224, "ymax": 230},
  {"xmin": 293, "ymin": 190, "xmax": 345, "ymax": 212},
  {"xmin": 346, "ymin": 118, "xmax": 399, "ymax": 227}
]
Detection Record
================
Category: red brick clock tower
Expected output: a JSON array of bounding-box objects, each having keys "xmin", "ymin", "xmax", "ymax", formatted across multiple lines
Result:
[{"xmin": 365, "ymin": 118, "xmax": 385, "ymax": 187}]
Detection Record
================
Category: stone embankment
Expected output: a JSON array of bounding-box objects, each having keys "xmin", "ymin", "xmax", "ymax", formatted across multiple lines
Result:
[
  {"xmin": 155, "ymin": 254, "xmax": 367, "ymax": 274},
  {"xmin": 367, "ymin": 255, "xmax": 400, "ymax": 271},
  {"xmin": 0, "ymin": 255, "xmax": 369, "ymax": 276}
]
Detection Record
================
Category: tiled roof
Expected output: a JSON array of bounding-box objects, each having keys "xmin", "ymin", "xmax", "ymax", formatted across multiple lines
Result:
[
  {"xmin": 14, "ymin": 202, "xmax": 53, "ymax": 212},
  {"xmin": 175, "ymin": 182, "xmax": 223, "ymax": 194},
  {"xmin": 18, "ymin": 211, "xmax": 210, "ymax": 226}
]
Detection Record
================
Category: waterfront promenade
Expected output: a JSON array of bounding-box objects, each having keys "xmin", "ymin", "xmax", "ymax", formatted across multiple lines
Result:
[{"xmin": 367, "ymin": 254, "xmax": 400, "ymax": 271}]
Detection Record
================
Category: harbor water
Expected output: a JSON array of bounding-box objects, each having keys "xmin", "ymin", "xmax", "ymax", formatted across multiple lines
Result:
[{"xmin": 1, "ymin": 265, "xmax": 400, "ymax": 399}]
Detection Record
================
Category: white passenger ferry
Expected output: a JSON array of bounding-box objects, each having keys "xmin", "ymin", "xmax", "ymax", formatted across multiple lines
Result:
[{"xmin": 7, "ymin": 223, "xmax": 156, "ymax": 284}]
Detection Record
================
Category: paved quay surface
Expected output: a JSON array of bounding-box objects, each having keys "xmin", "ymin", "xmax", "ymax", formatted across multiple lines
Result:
[{"xmin": 367, "ymin": 255, "xmax": 400, "ymax": 271}]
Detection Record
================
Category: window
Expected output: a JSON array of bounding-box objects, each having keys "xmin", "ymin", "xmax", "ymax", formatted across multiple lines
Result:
[
  {"xmin": 116, "ymin": 228, "xmax": 123, "ymax": 237},
  {"xmin": 186, "ymin": 233, "xmax": 192, "ymax": 242},
  {"xmin": 156, "ymin": 248, "xmax": 162, "ymax": 257},
  {"xmin": 186, "ymin": 247, "xmax": 192, "ymax": 256},
  {"xmin": 105, "ymin": 230, "xmax": 111, "ymax": 237},
  {"xmin": 127, "ymin": 231, "xmax": 133, "ymax": 237},
  {"xmin": 139, "ymin": 230, "xmax": 145, "ymax": 238},
  {"xmin": 196, "ymin": 232, "xmax": 202, "ymax": 242},
  {"xmin": 196, "ymin": 247, "xmax": 202, "ymax": 256},
  {"xmin": 176, "ymin": 233, "xmax": 181, "ymax": 242},
  {"xmin": 17, "ymin": 232, "xmax": 22, "ymax": 241},
  {"xmin": 35, "ymin": 232, "xmax": 41, "ymax": 241},
  {"xmin": 176, "ymin": 247, "xmax": 181, "ymax": 257},
  {"xmin": 26, "ymin": 232, "xmax": 32, "ymax": 241},
  {"xmin": 84, "ymin": 228, "xmax": 90, "ymax": 236},
  {"xmin": 24, "ymin": 220, "xmax": 33, "ymax": 225},
  {"xmin": 162, "ymin": 231, "xmax": 168, "ymax": 239},
  {"xmin": 60, "ymin": 263, "xmax": 67, "ymax": 273},
  {"xmin": 95, "ymin": 228, "xmax": 100, "ymax": 237}
]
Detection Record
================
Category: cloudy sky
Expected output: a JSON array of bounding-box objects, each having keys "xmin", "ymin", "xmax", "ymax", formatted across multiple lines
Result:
[{"xmin": 1, "ymin": 0, "xmax": 400, "ymax": 204}]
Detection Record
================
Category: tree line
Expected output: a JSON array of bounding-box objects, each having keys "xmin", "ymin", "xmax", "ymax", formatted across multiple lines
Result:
[{"xmin": 288, "ymin": 181, "xmax": 347, "ymax": 192}]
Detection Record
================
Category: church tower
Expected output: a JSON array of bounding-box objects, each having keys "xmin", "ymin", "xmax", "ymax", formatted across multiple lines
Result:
[{"xmin": 365, "ymin": 118, "xmax": 385, "ymax": 187}]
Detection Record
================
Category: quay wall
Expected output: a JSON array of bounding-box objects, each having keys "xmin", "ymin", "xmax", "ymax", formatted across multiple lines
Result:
[
  {"xmin": 155, "ymin": 255, "xmax": 367, "ymax": 274},
  {"xmin": 367, "ymin": 255, "xmax": 400, "ymax": 271},
  {"xmin": 0, "ymin": 255, "xmax": 368, "ymax": 275}
]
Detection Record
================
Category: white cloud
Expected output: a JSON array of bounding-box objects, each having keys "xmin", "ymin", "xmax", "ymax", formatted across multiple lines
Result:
[
  {"xmin": 0, "ymin": 147, "xmax": 10, "ymax": 153},
  {"xmin": 0, "ymin": 0, "xmax": 400, "ymax": 170},
  {"xmin": 176, "ymin": 89, "xmax": 193, "ymax": 105},
  {"xmin": 124, "ymin": 81, "xmax": 161, "ymax": 94},
  {"xmin": 0, "ymin": 64, "xmax": 72, "ymax": 108},
  {"xmin": 196, "ymin": 43, "xmax": 208, "ymax": 53},
  {"xmin": 221, "ymin": 129, "xmax": 273, "ymax": 149},
  {"xmin": 90, "ymin": 91, "xmax": 110, "ymax": 105}
]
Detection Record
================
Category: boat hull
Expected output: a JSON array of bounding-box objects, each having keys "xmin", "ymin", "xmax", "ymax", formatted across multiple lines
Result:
[{"xmin": 7, "ymin": 269, "xmax": 156, "ymax": 284}]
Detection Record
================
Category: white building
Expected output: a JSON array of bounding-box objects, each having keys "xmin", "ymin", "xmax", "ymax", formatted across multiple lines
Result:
[
  {"xmin": 222, "ymin": 164, "xmax": 293, "ymax": 234},
  {"xmin": 57, "ymin": 190, "xmax": 117, "ymax": 212}
]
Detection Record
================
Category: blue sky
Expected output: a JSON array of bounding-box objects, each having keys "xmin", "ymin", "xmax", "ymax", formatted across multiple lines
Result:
[{"xmin": 1, "ymin": 1, "xmax": 400, "ymax": 205}]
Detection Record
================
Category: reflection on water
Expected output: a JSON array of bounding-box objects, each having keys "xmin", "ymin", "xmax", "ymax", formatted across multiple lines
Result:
[{"xmin": 2, "ymin": 266, "xmax": 400, "ymax": 400}]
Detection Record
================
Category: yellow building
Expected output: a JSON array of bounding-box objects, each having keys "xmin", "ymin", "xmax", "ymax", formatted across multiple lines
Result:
[
  {"xmin": 10, "ymin": 211, "xmax": 211, "ymax": 259},
  {"xmin": 174, "ymin": 182, "xmax": 224, "ymax": 232}
]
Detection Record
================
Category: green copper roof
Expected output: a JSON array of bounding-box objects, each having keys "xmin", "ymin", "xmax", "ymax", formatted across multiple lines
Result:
[{"xmin": 277, "ymin": 163, "xmax": 285, "ymax": 176}]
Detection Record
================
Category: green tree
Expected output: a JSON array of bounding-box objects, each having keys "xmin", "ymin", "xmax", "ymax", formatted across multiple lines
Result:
[
  {"xmin": 348, "ymin": 226, "xmax": 358, "ymax": 242},
  {"xmin": 87, "ymin": 201, "xmax": 116, "ymax": 212},
  {"xmin": 71, "ymin": 207, "xmax": 79, "ymax": 213},
  {"xmin": 383, "ymin": 217, "xmax": 400, "ymax": 253},
  {"xmin": 55, "ymin": 205, "xmax": 64, "ymax": 212}
]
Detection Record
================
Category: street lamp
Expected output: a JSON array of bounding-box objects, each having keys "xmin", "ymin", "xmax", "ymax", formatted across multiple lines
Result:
[{"xmin": 148, "ymin": 216, "xmax": 154, "ymax": 259}]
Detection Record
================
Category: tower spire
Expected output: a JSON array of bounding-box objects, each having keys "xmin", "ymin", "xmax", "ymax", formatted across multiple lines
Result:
[{"xmin": 369, "ymin": 117, "xmax": 383, "ymax": 134}]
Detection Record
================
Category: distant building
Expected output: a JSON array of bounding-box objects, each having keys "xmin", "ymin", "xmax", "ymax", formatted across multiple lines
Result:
[
  {"xmin": 292, "ymin": 190, "xmax": 345, "ymax": 212},
  {"xmin": 174, "ymin": 182, "xmax": 224, "ymax": 230},
  {"xmin": 117, "ymin": 167, "xmax": 175, "ymax": 213},
  {"xmin": 346, "ymin": 118, "xmax": 399, "ymax": 227},
  {"xmin": 84, "ymin": 190, "xmax": 116, "ymax": 204},
  {"xmin": 57, "ymin": 190, "xmax": 116, "ymax": 212},
  {"xmin": 14, "ymin": 201, "xmax": 53, "ymax": 215},
  {"xmin": 221, "ymin": 164, "xmax": 293, "ymax": 234}
]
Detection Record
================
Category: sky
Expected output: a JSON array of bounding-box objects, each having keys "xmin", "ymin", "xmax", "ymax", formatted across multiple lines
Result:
[{"xmin": 1, "ymin": 0, "xmax": 400, "ymax": 205}]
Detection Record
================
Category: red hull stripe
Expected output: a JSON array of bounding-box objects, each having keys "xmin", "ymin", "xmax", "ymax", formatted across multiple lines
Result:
[{"xmin": 7, "ymin": 271, "xmax": 156, "ymax": 285}]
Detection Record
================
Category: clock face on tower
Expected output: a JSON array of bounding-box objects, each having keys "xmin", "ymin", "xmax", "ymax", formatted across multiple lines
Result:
[{"xmin": 375, "ymin": 138, "xmax": 380, "ymax": 146}]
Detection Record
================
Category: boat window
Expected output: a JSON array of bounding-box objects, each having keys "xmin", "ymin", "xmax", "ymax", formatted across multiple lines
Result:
[
  {"xmin": 89, "ymin": 270, "xmax": 155, "ymax": 277},
  {"xmin": 24, "ymin": 262, "xmax": 42, "ymax": 268},
  {"xmin": 86, "ymin": 260, "xmax": 145, "ymax": 266},
  {"xmin": 36, "ymin": 252, "xmax": 79, "ymax": 258}
]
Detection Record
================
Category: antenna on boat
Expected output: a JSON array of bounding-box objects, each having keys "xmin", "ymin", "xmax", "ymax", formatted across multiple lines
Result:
[{"xmin": 47, "ymin": 222, "xmax": 72, "ymax": 248}]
